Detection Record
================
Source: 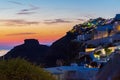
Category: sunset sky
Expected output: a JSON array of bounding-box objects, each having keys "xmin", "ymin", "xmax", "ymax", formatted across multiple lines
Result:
[{"xmin": 0, "ymin": 0, "xmax": 120, "ymax": 50}]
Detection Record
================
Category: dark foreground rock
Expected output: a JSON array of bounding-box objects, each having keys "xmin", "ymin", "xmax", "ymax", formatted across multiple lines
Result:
[
  {"xmin": 5, "ymin": 39, "xmax": 49, "ymax": 65},
  {"xmin": 95, "ymin": 53, "xmax": 120, "ymax": 80}
]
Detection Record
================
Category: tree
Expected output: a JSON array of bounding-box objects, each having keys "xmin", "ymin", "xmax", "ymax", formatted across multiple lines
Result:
[
  {"xmin": 104, "ymin": 48, "xmax": 112, "ymax": 56},
  {"xmin": 94, "ymin": 51, "xmax": 101, "ymax": 59},
  {"xmin": 0, "ymin": 59, "xmax": 56, "ymax": 80},
  {"xmin": 94, "ymin": 51, "xmax": 102, "ymax": 55}
]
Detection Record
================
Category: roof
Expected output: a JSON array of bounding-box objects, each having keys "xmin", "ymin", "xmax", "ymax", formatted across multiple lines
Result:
[{"xmin": 45, "ymin": 66, "xmax": 98, "ymax": 74}]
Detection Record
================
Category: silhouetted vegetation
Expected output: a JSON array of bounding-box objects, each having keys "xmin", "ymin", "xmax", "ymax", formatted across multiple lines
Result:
[
  {"xmin": 0, "ymin": 59, "xmax": 55, "ymax": 80},
  {"xmin": 94, "ymin": 51, "xmax": 102, "ymax": 55},
  {"xmin": 104, "ymin": 48, "xmax": 112, "ymax": 56}
]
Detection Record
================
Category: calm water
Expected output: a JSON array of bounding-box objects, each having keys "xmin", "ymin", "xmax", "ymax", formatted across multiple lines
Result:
[{"xmin": 0, "ymin": 50, "xmax": 9, "ymax": 57}]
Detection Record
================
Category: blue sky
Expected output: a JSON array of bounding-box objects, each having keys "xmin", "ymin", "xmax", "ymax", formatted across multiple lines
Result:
[
  {"xmin": 0, "ymin": 0, "xmax": 120, "ymax": 20},
  {"xmin": 0, "ymin": 0, "xmax": 120, "ymax": 50}
]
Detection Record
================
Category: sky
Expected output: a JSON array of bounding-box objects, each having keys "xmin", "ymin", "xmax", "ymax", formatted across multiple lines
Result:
[{"xmin": 0, "ymin": 0, "xmax": 120, "ymax": 50}]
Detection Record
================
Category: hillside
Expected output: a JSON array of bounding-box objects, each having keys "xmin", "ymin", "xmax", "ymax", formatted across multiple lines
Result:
[
  {"xmin": 45, "ymin": 14, "xmax": 120, "ymax": 67},
  {"xmin": 45, "ymin": 32, "xmax": 85, "ymax": 67},
  {"xmin": 95, "ymin": 52, "xmax": 120, "ymax": 80},
  {"xmin": 5, "ymin": 39, "xmax": 49, "ymax": 65},
  {"xmin": 4, "ymin": 14, "xmax": 120, "ymax": 67}
]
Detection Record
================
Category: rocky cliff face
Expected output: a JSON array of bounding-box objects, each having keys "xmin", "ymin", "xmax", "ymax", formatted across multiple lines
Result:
[
  {"xmin": 24, "ymin": 39, "xmax": 40, "ymax": 46},
  {"xmin": 5, "ymin": 39, "xmax": 49, "ymax": 65},
  {"xmin": 5, "ymin": 15, "xmax": 120, "ymax": 67},
  {"xmin": 95, "ymin": 53, "xmax": 120, "ymax": 80},
  {"xmin": 4, "ymin": 33, "xmax": 88, "ymax": 67},
  {"xmin": 45, "ymin": 32, "xmax": 86, "ymax": 67},
  {"xmin": 4, "ymin": 34, "xmax": 85, "ymax": 67}
]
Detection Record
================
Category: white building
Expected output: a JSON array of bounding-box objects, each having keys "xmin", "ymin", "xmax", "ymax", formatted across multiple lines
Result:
[
  {"xmin": 45, "ymin": 64, "xmax": 98, "ymax": 80},
  {"xmin": 77, "ymin": 34, "xmax": 92, "ymax": 41},
  {"xmin": 94, "ymin": 24, "xmax": 114, "ymax": 40}
]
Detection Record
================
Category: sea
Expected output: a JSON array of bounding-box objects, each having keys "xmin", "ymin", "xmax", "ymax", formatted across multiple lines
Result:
[{"xmin": 0, "ymin": 50, "xmax": 9, "ymax": 57}]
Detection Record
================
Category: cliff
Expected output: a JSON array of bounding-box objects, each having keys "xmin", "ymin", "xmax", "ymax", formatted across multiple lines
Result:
[{"xmin": 5, "ymin": 39, "xmax": 49, "ymax": 65}]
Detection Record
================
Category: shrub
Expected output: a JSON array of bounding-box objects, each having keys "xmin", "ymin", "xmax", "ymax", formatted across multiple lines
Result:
[
  {"xmin": 104, "ymin": 48, "xmax": 112, "ymax": 56},
  {"xmin": 94, "ymin": 51, "xmax": 102, "ymax": 55},
  {"xmin": 0, "ymin": 59, "xmax": 56, "ymax": 80}
]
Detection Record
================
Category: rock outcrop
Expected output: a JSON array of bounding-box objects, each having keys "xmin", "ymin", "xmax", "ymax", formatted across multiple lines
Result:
[
  {"xmin": 95, "ymin": 52, "xmax": 120, "ymax": 80},
  {"xmin": 45, "ymin": 32, "xmax": 86, "ymax": 67},
  {"xmin": 5, "ymin": 39, "xmax": 49, "ymax": 65}
]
